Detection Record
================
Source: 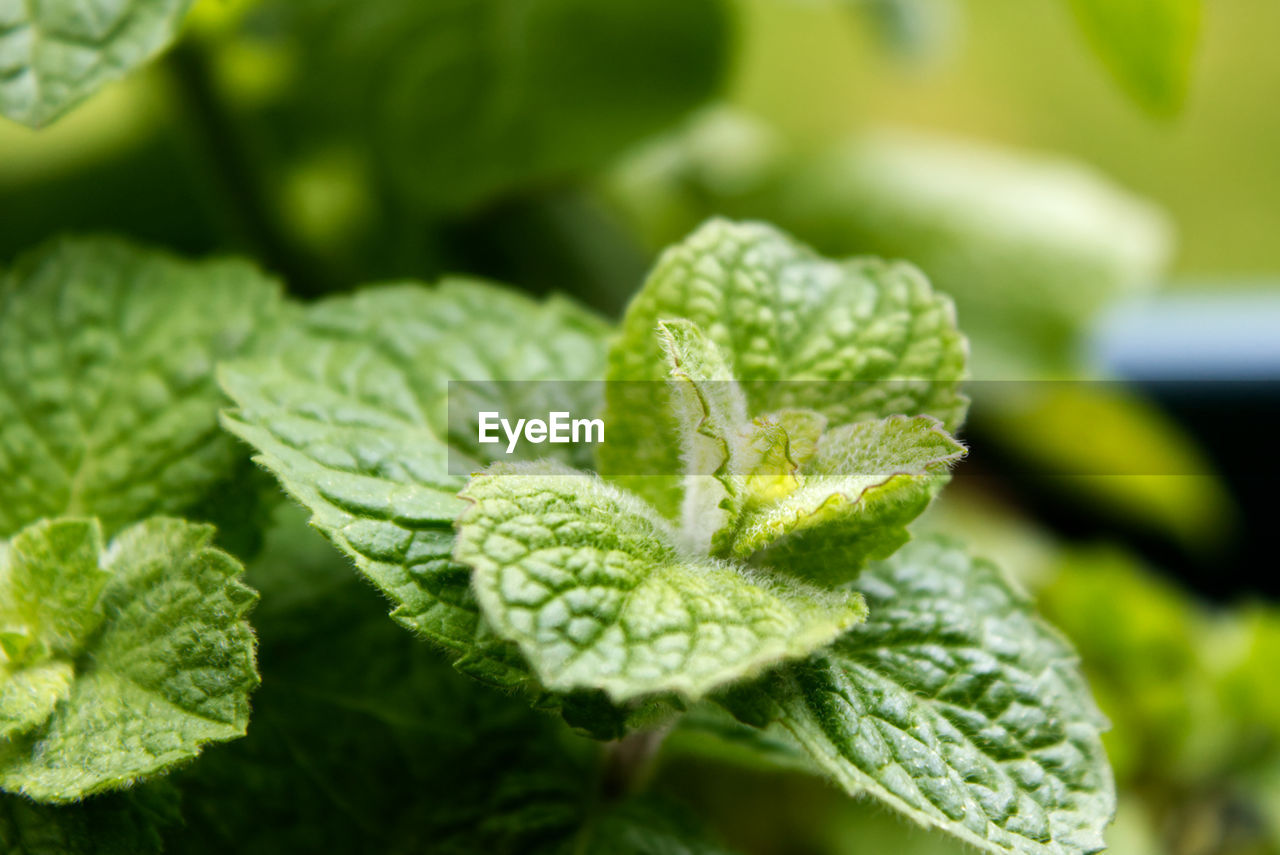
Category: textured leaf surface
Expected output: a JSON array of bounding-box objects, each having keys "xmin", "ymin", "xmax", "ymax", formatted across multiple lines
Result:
[
  {"xmin": 0, "ymin": 517, "xmax": 258, "ymax": 803},
  {"xmin": 602, "ymin": 219, "xmax": 968, "ymax": 513},
  {"xmin": 731, "ymin": 416, "xmax": 965, "ymax": 584},
  {"xmin": 725, "ymin": 538, "xmax": 1114, "ymax": 855},
  {"xmin": 455, "ymin": 461, "xmax": 865, "ymax": 701},
  {"xmin": 0, "ymin": 236, "xmax": 284, "ymax": 538},
  {"xmin": 0, "ymin": 0, "xmax": 196, "ymax": 127},
  {"xmin": 277, "ymin": 0, "xmax": 727, "ymax": 213},
  {"xmin": 1067, "ymin": 0, "xmax": 1201, "ymax": 116},
  {"xmin": 658, "ymin": 318, "xmax": 757, "ymax": 554},
  {"xmin": 219, "ymin": 281, "xmax": 609, "ymax": 690}
]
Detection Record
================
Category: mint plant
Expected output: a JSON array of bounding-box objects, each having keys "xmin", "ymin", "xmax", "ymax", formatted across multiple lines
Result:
[
  {"xmin": 0, "ymin": 216, "xmax": 1115, "ymax": 853},
  {"xmin": 215, "ymin": 218, "xmax": 1114, "ymax": 854}
]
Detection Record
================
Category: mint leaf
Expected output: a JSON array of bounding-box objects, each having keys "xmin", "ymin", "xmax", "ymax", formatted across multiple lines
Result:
[
  {"xmin": 455, "ymin": 461, "xmax": 866, "ymax": 702},
  {"xmin": 602, "ymin": 219, "xmax": 968, "ymax": 513},
  {"xmin": 1067, "ymin": 0, "xmax": 1201, "ymax": 117},
  {"xmin": 219, "ymin": 281, "xmax": 609, "ymax": 690},
  {"xmin": 0, "ymin": 662, "xmax": 73, "ymax": 742},
  {"xmin": 730, "ymin": 416, "xmax": 965, "ymax": 584},
  {"xmin": 0, "ymin": 0, "xmax": 196, "ymax": 127},
  {"xmin": 276, "ymin": 0, "xmax": 728, "ymax": 214},
  {"xmin": 0, "ymin": 236, "xmax": 284, "ymax": 538},
  {"xmin": 659, "ymin": 318, "xmax": 756, "ymax": 554},
  {"xmin": 0, "ymin": 517, "xmax": 259, "ymax": 803},
  {"xmin": 725, "ymin": 537, "xmax": 1114, "ymax": 855}
]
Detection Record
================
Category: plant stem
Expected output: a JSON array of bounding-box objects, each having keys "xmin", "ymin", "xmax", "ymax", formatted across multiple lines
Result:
[{"xmin": 600, "ymin": 726, "xmax": 669, "ymax": 800}]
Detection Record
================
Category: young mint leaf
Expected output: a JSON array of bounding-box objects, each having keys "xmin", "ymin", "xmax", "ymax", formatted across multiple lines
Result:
[
  {"xmin": 602, "ymin": 219, "xmax": 968, "ymax": 514},
  {"xmin": 0, "ymin": 519, "xmax": 109, "ymax": 662},
  {"xmin": 1067, "ymin": 0, "xmax": 1201, "ymax": 117},
  {"xmin": 724, "ymin": 537, "xmax": 1114, "ymax": 855},
  {"xmin": 0, "ymin": 0, "xmax": 197, "ymax": 127},
  {"xmin": 0, "ymin": 517, "xmax": 259, "ymax": 803},
  {"xmin": 659, "ymin": 318, "xmax": 755, "ymax": 554},
  {"xmin": 0, "ymin": 661, "xmax": 74, "ymax": 742},
  {"xmin": 219, "ymin": 281, "xmax": 610, "ymax": 692},
  {"xmin": 455, "ymin": 461, "xmax": 866, "ymax": 702},
  {"xmin": 730, "ymin": 416, "xmax": 965, "ymax": 585},
  {"xmin": 0, "ymin": 236, "xmax": 285, "ymax": 538}
]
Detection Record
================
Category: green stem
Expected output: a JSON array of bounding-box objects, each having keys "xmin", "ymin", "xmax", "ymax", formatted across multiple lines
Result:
[{"xmin": 600, "ymin": 726, "xmax": 669, "ymax": 800}]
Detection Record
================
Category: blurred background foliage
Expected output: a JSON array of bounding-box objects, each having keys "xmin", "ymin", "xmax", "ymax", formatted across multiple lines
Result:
[{"xmin": 2, "ymin": 0, "xmax": 1277, "ymax": 853}]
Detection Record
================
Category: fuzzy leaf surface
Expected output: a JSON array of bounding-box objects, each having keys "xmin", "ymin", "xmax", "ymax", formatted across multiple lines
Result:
[
  {"xmin": 0, "ymin": 518, "xmax": 258, "ymax": 803},
  {"xmin": 0, "ymin": 236, "xmax": 284, "ymax": 538},
  {"xmin": 731, "ymin": 416, "xmax": 965, "ymax": 584},
  {"xmin": 219, "ymin": 281, "xmax": 609, "ymax": 691},
  {"xmin": 455, "ymin": 461, "xmax": 865, "ymax": 702},
  {"xmin": 602, "ymin": 219, "xmax": 967, "ymax": 513},
  {"xmin": 725, "ymin": 538, "xmax": 1114, "ymax": 855}
]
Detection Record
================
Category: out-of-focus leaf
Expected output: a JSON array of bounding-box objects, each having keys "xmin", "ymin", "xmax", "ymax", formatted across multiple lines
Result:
[
  {"xmin": 974, "ymin": 383, "xmax": 1233, "ymax": 546},
  {"xmin": 0, "ymin": 0, "xmax": 197, "ymax": 127},
  {"xmin": 0, "ymin": 236, "xmax": 284, "ymax": 538},
  {"xmin": 774, "ymin": 131, "xmax": 1172, "ymax": 377},
  {"xmin": 603, "ymin": 107, "xmax": 788, "ymax": 251},
  {"xmin": 1066, "ymin": 0, "xmax": 1201, "ymax": 117},
  {"xmin": 271, "ymin": 0, "xmax": 728, "ymax": 215}
]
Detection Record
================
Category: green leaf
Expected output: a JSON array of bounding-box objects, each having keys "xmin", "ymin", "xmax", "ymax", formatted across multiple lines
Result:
[
  {"xmin": 455, "ymin": 461, "xmax": 866, "ymax": 702},
  {"xmin": 275, "ymin": 0, "xmax": 728, "ymax": 214},
  {"xmin": 658, "ymin": 318, "xmax": 756, "ymax": 554},
  {"xmin": 1067, "ymin": 0, "xmax": 1201, "ymax": 117},
  {"xmin": 0, "ymin": 518, "xmax": 108, "ymax": 662},
  {"xmin": 725, "ymin": 537, "xmax": 1114, "ymax": 855},
  {"xmin": 0, "ymin": 662, "xmax": 73, "ymax": 741},
  {"xmin": 730, "ymin": 416, "xmax": 965, "ymax": 585},
  {"xmin": 0, "ymin": 517, "xmax": 259, "ymax": 803},
  {"xmin": 602, "ymin": 219, "xmax": 968, "ymax": 514},
  {"xmin": 0, "ymin": 236, "xmax": 285, "ymax": 538},
  {"xmin": 0, "ymin": 0, "xmax": 196, "ymax": 127},
  {"xmin": 219, "ymin": 281, "xmax": 610, "ymax": 692}
]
